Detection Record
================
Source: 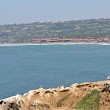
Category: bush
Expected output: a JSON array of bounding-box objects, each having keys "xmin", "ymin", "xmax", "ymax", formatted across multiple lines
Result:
[{"xmin": 75, "ymin": 89, "xmax": 100, "ymax": 110}]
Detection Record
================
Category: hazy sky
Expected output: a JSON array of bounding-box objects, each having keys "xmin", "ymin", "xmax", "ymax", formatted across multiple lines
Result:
[{"xmin": 0, "ymin": 0, "xmax": 110, "ymax": 24}]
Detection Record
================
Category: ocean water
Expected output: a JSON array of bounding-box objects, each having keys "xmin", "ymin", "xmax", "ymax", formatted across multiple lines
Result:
[{"xmin": 0, "ymin": 44, "xmax": 110, "ymax": 98}]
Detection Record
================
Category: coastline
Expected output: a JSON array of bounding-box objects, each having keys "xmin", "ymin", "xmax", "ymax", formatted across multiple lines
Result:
[
  {"xmin": 0, "ymin": 80, "xmax": 110, "ymax": 110},
  {"xmin": 0, "ymin": 42, "xmax": 110, "ymax": 46}
]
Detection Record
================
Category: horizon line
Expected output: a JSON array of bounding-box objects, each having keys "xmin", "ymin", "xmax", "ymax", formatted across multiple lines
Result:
[{"xmin": 1, "ymin": 17, "xmax": 110, "ymax": 26}]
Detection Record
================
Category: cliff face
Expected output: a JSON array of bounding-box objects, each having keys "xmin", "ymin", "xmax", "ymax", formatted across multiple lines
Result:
[{"xmin": 0, "ymin": 80, "xmax": 110, "ymax": 110}]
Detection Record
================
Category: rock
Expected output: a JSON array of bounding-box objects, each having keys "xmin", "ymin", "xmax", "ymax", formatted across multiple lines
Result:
[{"xmin": 0, "ymin": 80, "xmax": 110, "ymax": 110}]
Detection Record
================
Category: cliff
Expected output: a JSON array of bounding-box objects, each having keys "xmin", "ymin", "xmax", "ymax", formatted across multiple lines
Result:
[{"xmin": 0, "ymin": 80, "xmax": 110, "ymax": 110}]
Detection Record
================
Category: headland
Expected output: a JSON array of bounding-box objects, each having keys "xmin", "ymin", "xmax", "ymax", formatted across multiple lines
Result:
[{"xmin": 0, "ymin": 80, "xmax": 110, "ymax": 110}]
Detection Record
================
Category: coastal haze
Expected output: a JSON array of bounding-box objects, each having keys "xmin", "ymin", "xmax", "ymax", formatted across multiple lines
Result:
[{"xmin": 0, "ymin": 0, "xmax": 110, "ymax": 24}]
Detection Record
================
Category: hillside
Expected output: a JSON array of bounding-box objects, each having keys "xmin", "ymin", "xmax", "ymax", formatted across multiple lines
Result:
[
  {"xmin": 0, "ymin": 80, "xmax": 110, "ymax": 110},
  {"xmin": 0, "ymin": 18, "xmax": 110, "ymax": 43}
]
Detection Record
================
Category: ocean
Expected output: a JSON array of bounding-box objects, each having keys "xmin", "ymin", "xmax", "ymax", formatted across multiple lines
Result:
[{"xmin": 0, "ymin": 44, "xmax": 110, "ymax": 98}]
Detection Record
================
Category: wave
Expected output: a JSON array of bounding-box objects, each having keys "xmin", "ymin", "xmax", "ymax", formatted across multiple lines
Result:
[{"xmin": 0, "ymin": 42, "xmax": 110, "ymax": 46}]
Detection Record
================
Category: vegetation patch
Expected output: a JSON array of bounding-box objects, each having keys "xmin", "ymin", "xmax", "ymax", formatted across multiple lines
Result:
[
  {"xmin": 57, "ymin": 93, "xmax": 72, "ymax": 107},
  {"xmin": 75, "ymin": 89, "xmax": 100, "ymax": 110}
]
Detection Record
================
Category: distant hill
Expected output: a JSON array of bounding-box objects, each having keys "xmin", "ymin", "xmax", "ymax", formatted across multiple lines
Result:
[{"xmin": 0, "ymin": 18, "xmax": 110, "ymax": 43}]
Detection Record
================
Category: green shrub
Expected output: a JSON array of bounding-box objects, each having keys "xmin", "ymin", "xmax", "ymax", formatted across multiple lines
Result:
[{"xmin": 75, "ymin": 89, "xmax": 100, "ymax": 110}]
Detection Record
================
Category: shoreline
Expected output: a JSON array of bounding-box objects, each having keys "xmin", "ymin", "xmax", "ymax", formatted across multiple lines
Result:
[
  {"xmin": 0, "ymin": 80, "xmax": 110, "ymax": 110},
  {"xmin": 0, "ymin": 42, "xmax": 110, "ymax": 46}
]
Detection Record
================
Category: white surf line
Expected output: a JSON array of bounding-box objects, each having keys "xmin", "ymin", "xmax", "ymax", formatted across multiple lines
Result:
[{"xmin": 0, "ymin": 42, "xmax": 110, "ymax": 46}]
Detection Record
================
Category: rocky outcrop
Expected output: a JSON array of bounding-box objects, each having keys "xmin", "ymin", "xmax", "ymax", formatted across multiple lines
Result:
[{"xmin": 0, "ymin": 80, "xmax": 110, "ymax": 110}]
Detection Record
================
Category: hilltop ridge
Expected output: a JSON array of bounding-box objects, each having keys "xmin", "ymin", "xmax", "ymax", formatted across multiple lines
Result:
[{"xmin": 0, "ymin": 18, "xmax": 110, "ymax": 43}]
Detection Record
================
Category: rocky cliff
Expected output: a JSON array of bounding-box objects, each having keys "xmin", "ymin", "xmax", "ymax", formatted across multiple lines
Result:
[{"xmin": 0, "ymin": 80, "xmax": 110, "ymax": 110}]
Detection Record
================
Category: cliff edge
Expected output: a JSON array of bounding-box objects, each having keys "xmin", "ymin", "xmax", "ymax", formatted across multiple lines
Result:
[{"xmin": 0, "ymin": 80, "xmax": 110, "ymax": 110}]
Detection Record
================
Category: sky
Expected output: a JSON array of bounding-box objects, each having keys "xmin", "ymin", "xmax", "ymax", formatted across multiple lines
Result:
[{"xmin": 0, "ymin": 0, "xmax": 110, "ymax": 24}]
